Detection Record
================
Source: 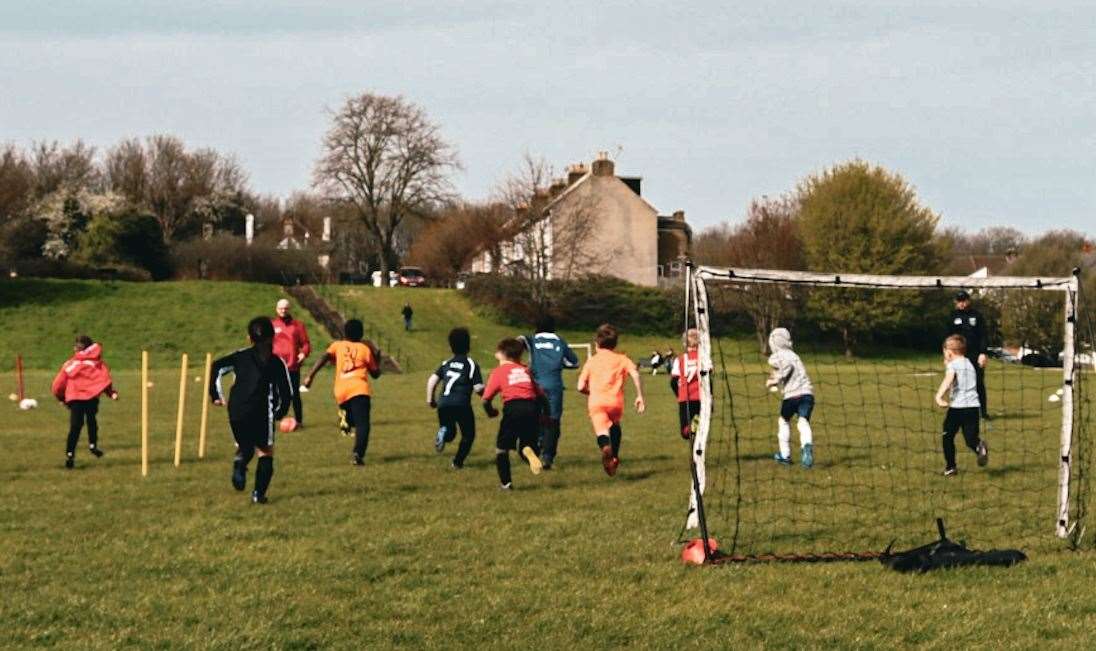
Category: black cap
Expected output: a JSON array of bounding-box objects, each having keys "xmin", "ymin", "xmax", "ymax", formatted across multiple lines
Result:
[{"xmin": 955, "ymin": 290, "xmax": 971, "ymax": 301}]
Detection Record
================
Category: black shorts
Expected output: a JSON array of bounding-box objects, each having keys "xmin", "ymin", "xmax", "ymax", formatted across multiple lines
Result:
[
  {"xmin": 497, "ymin": 399, "xmax": 539, "ymax": 452},
  {"xmin": 230, "ymin": 416, "xmax": 274, "ymax": 450},
  {"xmin": 780, "ymin": 394, "xmax": 815, "ymax": 422},
  {"xmin": 438, "ymin": 404, "xmax": 475, "ymax": 437}
]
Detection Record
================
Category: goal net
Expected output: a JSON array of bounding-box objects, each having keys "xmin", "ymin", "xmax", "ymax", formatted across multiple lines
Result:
[{"xmin": 682, "ymin": 266, "xmax": 1094, "ymax": 561}]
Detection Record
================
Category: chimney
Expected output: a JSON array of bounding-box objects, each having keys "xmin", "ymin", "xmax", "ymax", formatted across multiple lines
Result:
[
  {"xmin": 591, "ymin": 151, "xmax": 615, "ymax": 177},
  {"xmin": 673, "ymin": 210, "xmax": 685, "ymax": 222},
  {"xmin": 567, "ymin": 163, "xmax": 588, "ymax": 185}
]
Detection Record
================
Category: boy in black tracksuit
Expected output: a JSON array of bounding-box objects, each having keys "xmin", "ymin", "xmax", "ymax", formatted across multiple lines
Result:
[
  {"xmin": 427, "ymin": 328, "xmax": 485, "ymax": 469},
  {"xmin": 210, "ymin": 317, "xmax": 293, "ymax": 504}
]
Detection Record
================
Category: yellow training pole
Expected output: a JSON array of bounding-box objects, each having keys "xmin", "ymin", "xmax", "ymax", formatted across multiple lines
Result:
[
  {"xmin": 173, "ymin": 353, "xmax": 188, "ymax": 467},
  {"xmin": 198, "ymin": 353, "xmax": 212, "ymax": 459},
  {"xmin": 141, "ymin": 351, "xmax": 149, "ymax": 477}
]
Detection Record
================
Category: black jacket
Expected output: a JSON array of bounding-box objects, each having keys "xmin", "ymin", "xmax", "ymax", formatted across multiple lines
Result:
[
  {"xmin": 948, "ymin": 308, "xmax": 987, "ymax": 358},
  {"xmin": 210, "ymin": 346, "xmax": 293, "ymax": 423}
]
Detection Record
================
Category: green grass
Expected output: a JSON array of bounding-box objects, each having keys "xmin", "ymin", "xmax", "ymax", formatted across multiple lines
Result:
[{"xmin": 2, "ymin": 281, "xmax": 1095, "ymax": 649}]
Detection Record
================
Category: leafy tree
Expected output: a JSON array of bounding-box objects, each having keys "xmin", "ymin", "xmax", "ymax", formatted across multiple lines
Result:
[
  {"xmin": 76, "ymin": 211, "xmax": 172, "ymax": 279},
  {"xmin": 797, "ymin": 160, "xmax": 941, "ymax": 355}
]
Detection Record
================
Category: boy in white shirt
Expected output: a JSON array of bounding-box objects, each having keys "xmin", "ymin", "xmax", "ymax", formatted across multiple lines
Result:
[
  {"xmin": 765, "ymin": 328, "xmax": 814, "ymax": 469},
  {"xmin": 934, "ymin": 335, "xmax": 989, "ymax": 476}
]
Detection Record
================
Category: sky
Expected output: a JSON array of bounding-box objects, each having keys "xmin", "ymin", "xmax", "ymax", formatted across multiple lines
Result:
[{"xmin": 1, "ymin": 0, "xmax": 1094, "ymax": 234}]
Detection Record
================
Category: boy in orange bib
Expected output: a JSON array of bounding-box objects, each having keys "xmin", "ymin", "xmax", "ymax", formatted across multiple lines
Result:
[{"xmin": 577, "ymin": 324, "xmax": 646, "ymax": 476}]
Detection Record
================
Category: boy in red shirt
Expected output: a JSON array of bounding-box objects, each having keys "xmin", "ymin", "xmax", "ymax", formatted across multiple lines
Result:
[
  {"xmin": 51, "ymin": 335, "xmax": 118, "ymax": 469},
  {"xmin": 671, "ymin": 328, "xmax": 704, "ymax": 439},
  {"xmin": 482, "ymin": 338, "xmax": 546, "ymax": 489},
  {"xmin": 577, "ymin": 324, "xmax": 646, "ymax": 476},
  {"xmin": 272, "ymin": 298, "xmax": 311, "ymax": 429}
]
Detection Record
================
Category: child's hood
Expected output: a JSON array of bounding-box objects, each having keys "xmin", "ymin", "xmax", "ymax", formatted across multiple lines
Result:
[
  {"xmin": 768, "ymin": 328, "xmax": 793, "ymax": 352},
  {"xmin": 73, "ymin": 342, "xmax": 103, "ymax": 363}
]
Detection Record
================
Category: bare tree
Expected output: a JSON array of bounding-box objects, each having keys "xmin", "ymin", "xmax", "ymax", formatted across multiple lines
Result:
[
  {"xmin": 313, "ymin": 93, "xmax": 459, "ymax": 283},
  {"xmin": 408, "ymin": 201, "xmax": 509, "ymax": 284},
  {"xmin": 30, "ymin": 140, "xmax": 99, "ymax": 196}
]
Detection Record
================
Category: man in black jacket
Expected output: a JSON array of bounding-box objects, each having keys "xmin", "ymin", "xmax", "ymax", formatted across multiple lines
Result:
[
  {"xmin": 210, "ymin": 317, "xmax": 294, "ymax": 504},
  {"xmin": 948, "ymin": 291, "xmax": 991, "ymax": 420}
]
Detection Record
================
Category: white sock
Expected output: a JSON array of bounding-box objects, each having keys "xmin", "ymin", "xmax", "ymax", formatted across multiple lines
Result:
[
  {"xmin": 797, "ymin": 418, "xmax": 813, "ymax": 447},
  {"xmin": 777, "ymin": 419, "xmax": 791, "ymax": 458}
]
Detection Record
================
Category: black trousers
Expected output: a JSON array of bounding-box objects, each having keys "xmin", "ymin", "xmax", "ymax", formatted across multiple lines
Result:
[
  {"xmin": 438, "ymin": 404, "xmax": 476, "ymax": 466},
  {"xmin": 343, "ymin": 395, "xmax": 372, "ymax": 459},
  {"xmin": 678, "ymin": 400, "xmax": 701, "ymax": 436},
  {"xmin": 288, "ymin": 369, "xmax": 303, "ymax": 422},
  {"xmin": 66, "ymin": 398, "xmax": 100, "ymax": 455},
  {"xmin": 496, "ymin": 399, "xmax": 540, "ymax": 485},
  {"xmin": 942, "ymin": 407, "xmax": 981, "ymax": 470}
]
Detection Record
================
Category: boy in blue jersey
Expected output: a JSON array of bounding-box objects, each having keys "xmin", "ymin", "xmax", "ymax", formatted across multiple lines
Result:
[
  {"xmin": 426, "ymin": 327, "xmax": 485, "ymax": 469},
  {"xmin": 520, "ymin": 315, "xmax": 580, "ymax": 469}
]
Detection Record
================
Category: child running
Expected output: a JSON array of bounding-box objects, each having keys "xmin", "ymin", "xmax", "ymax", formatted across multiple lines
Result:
[
  {"xmin": 520, "ymin": 315, "xmax": 579, "ymax": 469},
  {"xmin": 577, "ymin": 324, "xmax": 646, "ymax": 476},
  {"xmin": 766, "ymin": 327, "xmax": 815, "ymax": 469},
  {"xmin": 427, "ymin": 327, "xmax": 485, "ymax": 469},
  {"xmin": 209, "ymin": 317, "xmax": 293, "ymax": 504},
  {"xmin": 303, "ymin": 319, "xmax": 382, "ymax": 466},
  {"xmin": 482, "ymin": 337, "xmax": 545, "ymax": 489},
  {"xmin": 934, "ymin": 334, "xmax": 989, "ymax": 476},
  {"xmin": 671, "ymin": 328, "xmax": 703, "ymax": 440},
  {"xmin": 51, "ymin": 335, "xmax": 118, "ymax": 469}
]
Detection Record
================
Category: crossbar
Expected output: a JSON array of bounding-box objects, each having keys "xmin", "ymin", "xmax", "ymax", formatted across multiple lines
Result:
[{"xmin": 696, "ymin": 266, "xmax": 1074, "ymax": 292}]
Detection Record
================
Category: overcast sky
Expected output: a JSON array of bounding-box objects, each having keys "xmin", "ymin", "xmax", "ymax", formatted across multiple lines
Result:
[{"xmin": 2, "ymin": 1, "xmax": 1093, "ymax": 234}]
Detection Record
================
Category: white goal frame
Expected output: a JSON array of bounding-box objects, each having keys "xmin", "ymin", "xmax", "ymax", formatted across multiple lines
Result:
[{"xmin": 684, "ymin": 265, "xmax": 1082, "ymax": 541}]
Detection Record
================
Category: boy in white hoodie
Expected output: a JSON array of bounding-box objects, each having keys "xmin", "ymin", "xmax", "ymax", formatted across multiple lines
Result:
[{"xmin": 765, "ymin": 328, "xmax": 815, "ymax": 469}]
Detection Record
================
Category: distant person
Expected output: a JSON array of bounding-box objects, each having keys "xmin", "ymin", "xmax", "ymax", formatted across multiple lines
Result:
[
  {"xmin": 427, "ymin": 327, "xmax": 485, "ymax": 469},
  {"xmin": 577, "ymin": 324, "xmax": 646, "ymax": 477},
  {"xmin": 766, "ymin": 327, "xmax": 814, "ymax": 469},
  {"xmin": 51, "ymin": 335, "xmax": 118, "ymax": 469},
  {"xmin": 519, "ymin": 315, "xmax": 579, "ymax": 470},
  {"xmin": 934, "ymin": 335, "xmax": 988, "ymax": 476},
  {"xmin": 303, "ymin": 319, "xmax": 382, "ymax": 466},
  {"xmin": 947, "ymin": 291, "xmax": 990, "ymax": 420},
  {"xmin": 272, "ymin": 298, "xmax": 311, "ymax": 429},
  {"xmin": 482, "ymin": 337, "xmax": 547, "ymax": 489},
  {"xmin": 402, "ymin": 303, "xmax": 414, "ymax": 331},
  {"xmin": 209, "ymin": 317, "xmax": 293, "ymax": 504}
]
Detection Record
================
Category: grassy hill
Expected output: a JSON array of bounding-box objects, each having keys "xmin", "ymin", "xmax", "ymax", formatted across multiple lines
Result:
[
  {"xmin": 1, "ymin": 280, "xmax": 1094, "ymax": 648},
  {"xmin": 0, "ymin": 279, "xmax": 324, "ymax": 371}
]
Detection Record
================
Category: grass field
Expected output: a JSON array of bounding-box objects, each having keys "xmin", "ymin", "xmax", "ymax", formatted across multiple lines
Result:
[{"xmin": 2, "ymin": 280, "xmax": 1096, "ymax": 649}]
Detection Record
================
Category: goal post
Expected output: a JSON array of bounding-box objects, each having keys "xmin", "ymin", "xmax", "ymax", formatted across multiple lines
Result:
[{"xmin": 683, "ymin": 264, "xmax": 1090, "ymax": 560}]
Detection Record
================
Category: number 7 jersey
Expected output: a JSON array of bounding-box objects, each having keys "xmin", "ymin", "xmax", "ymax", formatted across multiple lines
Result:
[{"xmin": 433, "ymin": 354, "xmax": 485, "ymax": 408}]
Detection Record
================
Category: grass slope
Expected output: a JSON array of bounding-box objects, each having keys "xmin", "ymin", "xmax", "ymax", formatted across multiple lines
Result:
[{"xmin": 1, "ymin": 281, "xmax": 1094, "ymax": 649}]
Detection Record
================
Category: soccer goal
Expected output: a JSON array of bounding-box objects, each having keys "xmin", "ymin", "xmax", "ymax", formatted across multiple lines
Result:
[{"xmin": 682, "ymin": 265, "xmax": 1094, "ymax": 561}]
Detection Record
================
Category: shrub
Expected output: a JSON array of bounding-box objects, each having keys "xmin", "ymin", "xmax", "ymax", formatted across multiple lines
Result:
[
  {"xmin": 76, "ymin": 211, "xmax": 172, "ymax": 280},
  {"xmin": 172, "ymin": 235, "xmax": 323, "ymax": 284}
]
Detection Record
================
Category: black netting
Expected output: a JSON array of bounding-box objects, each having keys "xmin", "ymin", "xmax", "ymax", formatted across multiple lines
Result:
[{"xmin": 691, "ymin": 273, "xmax": 1093, "ymax": 560}]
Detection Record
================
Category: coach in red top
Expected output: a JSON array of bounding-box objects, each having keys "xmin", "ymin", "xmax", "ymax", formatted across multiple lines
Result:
[{"xmin": 273, "ymin": 298, "xmax": 311, "ymax": 429}]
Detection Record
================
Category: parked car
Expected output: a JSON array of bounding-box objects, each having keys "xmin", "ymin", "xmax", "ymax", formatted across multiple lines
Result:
[{"xmin": 398, "ymin": 266, "xmax": 426, "ymax": 287}]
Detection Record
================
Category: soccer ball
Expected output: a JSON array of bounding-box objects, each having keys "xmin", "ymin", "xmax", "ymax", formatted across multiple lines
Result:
[
  {"xmin": 279, "ymin": 417, "xmax": 298, "ymax": 433},
  {"xmin": 18, "ymin": 398, "xmax": 38, "ymax": 410}
]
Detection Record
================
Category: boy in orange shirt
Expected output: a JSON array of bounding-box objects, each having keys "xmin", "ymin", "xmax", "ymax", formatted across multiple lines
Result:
[
  {"xmin": 303, "ymin": 319, "xmax": 382, "ymax": 466},
  {"xmin": 577, "ymin": 324, "xmax": 646, "ymax": 476}
]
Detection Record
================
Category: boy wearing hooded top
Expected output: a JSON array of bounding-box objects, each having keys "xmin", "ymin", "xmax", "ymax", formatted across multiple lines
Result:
[
  {"xmin": 427, "ymin": 327, "xmax": 485, "ymax": 469},
  {"xmin": 210, "ymin": 317, "xmax": 294, "ymax": 504},
  {"xmin": 519, "ymin": 315, "xmax": 579, "ymax": 469},
  {"xmin": 765, "ymin": 327, "xmax": 815, "ymax": 469},
  {"xmin": 52, "ymin": 335, "xmax": 118, "ymax": 469}
]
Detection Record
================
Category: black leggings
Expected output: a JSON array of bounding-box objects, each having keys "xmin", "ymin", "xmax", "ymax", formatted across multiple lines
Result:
[
  {"xmin": 66, "ymin": 398, "xmax": 100, "ymax": 456},
  {"xmin": 343, "ymin": 395, "xmax": 372, "ymax": 458},
  {"xmin": 289, "ymin": 369, "xmax": 303, "ymax": 422},
  {"xmin": 678, "ymin": 400, "xmax": 701, "ymax": 436}
]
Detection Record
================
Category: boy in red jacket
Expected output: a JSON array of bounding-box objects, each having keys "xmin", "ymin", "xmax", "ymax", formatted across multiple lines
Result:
[
  {"xmin": 482, "ymin": 338, "xmax": 546, "ymax": 489},
  {"xmin": 51, "ymin": 335, "xmax": 118, "ymax": 469}
]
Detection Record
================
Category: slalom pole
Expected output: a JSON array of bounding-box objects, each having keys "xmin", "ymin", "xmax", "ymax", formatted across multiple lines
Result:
[
  {"xmin": 141, "ymin": 351, "xmax": 149, "ymax": 477},
  {"xmin": 198, "ymin": 353, "xmax": 211, "ymax": 459},
  {"xmin": 15, "ymin": 354, "xmax": 25, "ymax": 402},
  {"xmin": 174, "ymin": 353, "xmax": 188, "ymax": 467}
]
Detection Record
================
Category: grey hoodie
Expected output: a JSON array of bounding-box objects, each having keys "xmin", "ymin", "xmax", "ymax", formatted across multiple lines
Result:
[{"xmin": 767, "ymin": 328, "xmax": 813, "ymax": 399}]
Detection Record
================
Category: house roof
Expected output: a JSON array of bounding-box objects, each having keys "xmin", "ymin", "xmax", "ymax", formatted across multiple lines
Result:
[{"xmin": 543, "ymin": 170, "xmax": 659, "ymax": 216}]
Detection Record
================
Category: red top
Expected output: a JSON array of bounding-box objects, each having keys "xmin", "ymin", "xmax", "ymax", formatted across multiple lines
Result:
[
  {"xmin": 483, "ymin": 361, "xmax": 543, "ymax": 403},
  {"xmin": 672, "ymin": 350, "xmax": 701, "ymax": 402},
  {"xmin": 51, "ymin": 343, "xmax": 115, "ymax": 403},
  {"xmin": 273, "ymin": 317, "xmax": 311, "ymax": 371}
]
